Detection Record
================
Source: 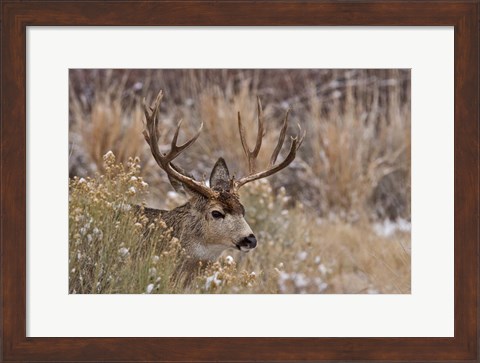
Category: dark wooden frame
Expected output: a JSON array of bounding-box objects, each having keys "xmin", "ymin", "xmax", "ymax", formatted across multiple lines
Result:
[{"xmin": 1, "ymin": 1, "xmax": 478, "ymax": 362}]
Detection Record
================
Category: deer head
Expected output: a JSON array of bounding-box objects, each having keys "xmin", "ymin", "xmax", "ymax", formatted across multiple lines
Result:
[{"xmin": 142, "ymin": 91, "xmax": 304, "ymax": 260}]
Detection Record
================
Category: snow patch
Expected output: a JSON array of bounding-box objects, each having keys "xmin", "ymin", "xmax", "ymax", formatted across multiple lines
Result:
[
  {"xmin": 205, "ymin": 272, "xmax": 222, "ymax": 289},
  {"xmin": 118, "ymin": 247, "xmax": 129, "ymax": 257},
  {"xmin": 373, "ymin": 218, "xmax": 411, "ymax": 237}
]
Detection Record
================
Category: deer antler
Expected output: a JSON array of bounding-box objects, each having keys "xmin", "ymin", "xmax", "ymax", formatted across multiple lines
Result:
[
  {"xmin": 234, "ymin": 97, "xmax": 305, "ymax": 190},
  {"xmin": 142, "ymin": 91, "xmax": 217, "ymax": 198}
]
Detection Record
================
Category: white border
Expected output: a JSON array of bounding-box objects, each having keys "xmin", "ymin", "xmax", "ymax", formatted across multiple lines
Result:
[{"xmin": 27, "ymin": 27, "xmax": 454, "ymax": 337}]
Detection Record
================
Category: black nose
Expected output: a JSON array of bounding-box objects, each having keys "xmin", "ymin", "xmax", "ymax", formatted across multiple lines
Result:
[{"xmin": 241, "ymin": 234, "xmax": 257, "ymax": 249}]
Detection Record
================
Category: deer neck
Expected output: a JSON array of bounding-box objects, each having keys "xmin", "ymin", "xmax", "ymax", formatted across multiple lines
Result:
[{"xmin": 159, "ymin": 203, "xmax": 191, "ymax": 236}]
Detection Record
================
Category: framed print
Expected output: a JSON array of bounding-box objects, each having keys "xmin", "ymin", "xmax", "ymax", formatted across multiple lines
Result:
[{"xmin": 1, "ymin": 1, "xmax": 478, "ymax": 362}]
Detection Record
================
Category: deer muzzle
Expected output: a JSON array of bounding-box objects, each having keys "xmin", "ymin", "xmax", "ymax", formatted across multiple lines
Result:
[{"xmin": 236, "ymin": 234, "xmax": 257, "ymax": 252}]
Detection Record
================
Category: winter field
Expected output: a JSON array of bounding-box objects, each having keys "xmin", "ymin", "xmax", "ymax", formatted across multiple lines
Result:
[{"xmin": 69, "ymin": 69, "xmax": 411, "ymax": 294}]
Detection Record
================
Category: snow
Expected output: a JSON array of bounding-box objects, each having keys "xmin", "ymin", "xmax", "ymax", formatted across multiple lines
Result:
[
  {"xmin": 278, "ymin": 271, "xmax": 328, "ymax": 293},
  {"xmin": 297, "ymin": 251, "xmax": 308, "ymax": 261},
  {"xmin": 293, "ymin": 273, "xmax": 309, "ymax": 289},
  {"xmin": 133, "ymin": 82, "xmax": 143, "ymax": 91},
  {"xmin": 373, "ymin": 218, "xmax": 411, "ymax": 237},
  {"xmin": 167, "ymin": 191, "xmax": 180, "ymax": 198},
  {"xmin": 318, "ymin": 264, "xmax": 328, "ymax": 275},
  {"xmin": 205, "ymin": 272, "xmax": 222, "ymax": 289},
  {"xmin": 112, "ymin": 203, "xmax": 131, "ymax": 212},
  {"xmin": 118, "ymin": 247, "xmax": 129, "ymax": 257}
]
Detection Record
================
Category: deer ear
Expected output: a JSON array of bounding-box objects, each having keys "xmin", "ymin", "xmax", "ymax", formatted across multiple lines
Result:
[{"xmin": 210, "ymin": 158, "xmax": 231, "ymax": 191}]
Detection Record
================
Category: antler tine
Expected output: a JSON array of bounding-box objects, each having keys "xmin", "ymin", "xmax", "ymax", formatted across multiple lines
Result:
[
  {"xmin": 297, "ymin": 122, "xmax": 307, "ymax": 148},
  {"xmin": 234, "ymin": 102, "xmax": 304, "ymax": 190},
  {"xmin": 142, "ymin": 91, "xmax": 216, "ymax": 198},
  {"xmin": 142, "ymin": 90, "xmax": 163, "ymax": 147},
  {"xmin": 235, "ymin": 136, "xmax": 301, "ymax": 189},
  {"xmin": 142, "ymin": 93, "xmax": 164, "ymax": 165},
  {"xmin": 237, "ymin": 111, "xmax": 250, "ymax": 162},
  {"xmin": 167, "ymin": 119, "xmax": 204, "ymax": 163},
  {"xmin": 170, "ymin": 119, "xmax": 182, "ymax": 151},
  {"xmin": 270, "ymin": 108, "xmax": 289, "ymax": 166},
  {"xmin": 237, "ymin": 97, "xmax": 265, "ymax": 174},
  {"xmin": 252, "ymin": 97, "xmax": 264, "ymax": 157}
]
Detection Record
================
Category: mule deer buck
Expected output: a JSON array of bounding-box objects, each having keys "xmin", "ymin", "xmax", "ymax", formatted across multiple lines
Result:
[{"xmin": 140, "ymin": 91, "xmax": 304, "ymax": 278}]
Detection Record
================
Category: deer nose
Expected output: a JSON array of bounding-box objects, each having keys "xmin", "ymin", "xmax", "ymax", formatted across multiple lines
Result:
[{"xmin": 242, "ymin": 234, "xmax": 257, "ymax": 249}]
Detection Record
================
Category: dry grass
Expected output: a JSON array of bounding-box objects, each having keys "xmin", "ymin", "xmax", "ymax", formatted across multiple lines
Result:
[
  {"xmin": 69, "ymin": 155, "xmax": 410, "ymax": 294},
  {"xmin": 69, "ymin": 69, "xmax": 411, "ymax": 294},
  {"xmin": 70, "ymin": 71, "xmax": 143, "ymax": 168},
  {"xmin": 69, "ymin": 69, "xmax": 410, "ymax": 220},
  {"xmin": 306, "ymin": 72, "xmax": 410, "ymax": 221}
]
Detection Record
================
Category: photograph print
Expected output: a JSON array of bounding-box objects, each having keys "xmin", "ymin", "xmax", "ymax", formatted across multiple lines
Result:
[{"xmin": 69, "ymin": 69, "xmax": 411, "ymax": 294}]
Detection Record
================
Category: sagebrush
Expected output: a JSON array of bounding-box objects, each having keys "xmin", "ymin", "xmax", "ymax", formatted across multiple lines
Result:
[{"xmin": 69, "ymin": 154, "xmax": 410, "ymax": 294}]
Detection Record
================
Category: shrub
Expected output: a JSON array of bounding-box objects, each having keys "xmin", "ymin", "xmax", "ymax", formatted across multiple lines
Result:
[
  {"xmin": 69, "ymin": 152, "xmax": 183, "ymax": 294},
  {"xmin": 69, "ymin": 153, "xmax": 411, "ymax": 294}
]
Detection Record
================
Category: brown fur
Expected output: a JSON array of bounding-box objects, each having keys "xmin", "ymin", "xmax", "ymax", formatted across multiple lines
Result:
[
  {"xmin": 212, "ymin": 191, "xmax": 245, "ymax": 215},
  {"xmin": 138, "ymin": 191, "xmax": 251, "ymax": 281}
]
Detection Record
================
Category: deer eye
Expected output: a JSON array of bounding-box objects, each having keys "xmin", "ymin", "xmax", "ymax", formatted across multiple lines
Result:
[{"xmin": 211, "ymin": 211, "xmax": 224, "ymax": 219}]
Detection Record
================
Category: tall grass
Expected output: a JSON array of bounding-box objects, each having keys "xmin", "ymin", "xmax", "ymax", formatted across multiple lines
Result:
[
  {"xmin": 69, "ymin": 69, "xmax": 410, "ymax": 220},
  {"xmin": 69, "ymin": 153, "xmax": 410, "ymax": 294}
]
